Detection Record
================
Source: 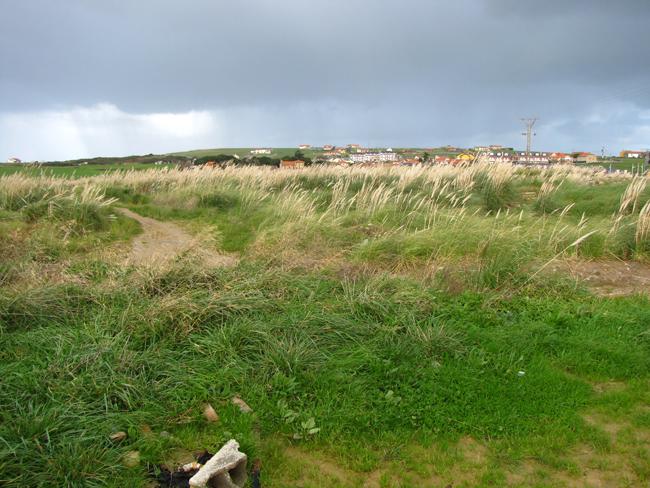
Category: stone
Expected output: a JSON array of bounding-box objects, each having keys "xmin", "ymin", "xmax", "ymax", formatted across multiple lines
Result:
[
  {"xmin": 189, "ymin": 439, "xmax": 247, "ymax": 488},
  {"xmin": 109, "ymin": 431, "xmax": 127, "ymax": 442},
  {"xmin": 123, "ymin": 450, "xmax": 140, "ymax": 467},
  {"xmin": 231, "ymin": 396, "xmax": 253, "ymax": 414},
  {"xmin": 203, "ymin": 403, "xmax": 219, "ymax": 422}
]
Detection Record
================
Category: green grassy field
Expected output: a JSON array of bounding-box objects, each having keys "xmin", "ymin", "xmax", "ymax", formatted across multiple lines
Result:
[
  {"xmin": 587, "ymin": 157, "xmax": 647, "ymax": 173},
  {"xmin": 1, "ymin": 164, "xmax": 650, "ymax": 487},
  {"xmin": 0, "ymin": 162, "xmax": 177, "ymax": 178}
]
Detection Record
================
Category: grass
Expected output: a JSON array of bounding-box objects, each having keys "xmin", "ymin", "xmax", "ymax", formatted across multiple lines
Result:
[
  {"xmin": 0, "ymin": 162, "xmax": 176, "ymax": 178},
  {"xmin": 587, "ymin": 158, "xmax": 648, "ymax": 173},
  {"xmin": 1, "ymin": 163, "xmax": 649, "ymax": 487}
]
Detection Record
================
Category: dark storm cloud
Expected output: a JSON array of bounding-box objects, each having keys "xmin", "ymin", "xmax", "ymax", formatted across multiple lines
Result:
[{"xmin": 1, "ymin": 0, "xmax": 649, "ymax": 159}]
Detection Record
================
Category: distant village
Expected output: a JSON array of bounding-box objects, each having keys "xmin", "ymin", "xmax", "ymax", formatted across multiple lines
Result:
[
  {"xmin": 270, "ymin": 145, "xmax": 650, "ymax": 169},
  {"xmin": 4, "ymin": 146, "xmax": 649, "ymax": 170}
]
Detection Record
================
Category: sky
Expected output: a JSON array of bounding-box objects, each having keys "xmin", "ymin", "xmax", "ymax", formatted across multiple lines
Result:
[{"xmin": 1, "ymin": 0, "xmax": 650, "ymax": 161}]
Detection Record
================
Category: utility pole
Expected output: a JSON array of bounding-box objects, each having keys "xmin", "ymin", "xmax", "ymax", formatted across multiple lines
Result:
[{"xmin": 521, "ymin": 118, "xmax": 537, "ymax": 165}]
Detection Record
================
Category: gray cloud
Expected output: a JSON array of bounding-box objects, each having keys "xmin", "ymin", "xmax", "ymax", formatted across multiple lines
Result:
[{"xmin": 1, "ymin": 0, "xmax": 649, "ymax": 159}]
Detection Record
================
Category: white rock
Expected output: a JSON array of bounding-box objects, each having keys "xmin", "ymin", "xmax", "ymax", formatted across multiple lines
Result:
[{"xmin": 189, "ymin": 439, "xmax": 247, "ymax": 488}]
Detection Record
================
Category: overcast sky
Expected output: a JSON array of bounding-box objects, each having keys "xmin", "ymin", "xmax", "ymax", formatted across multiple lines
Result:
[{"xmin": 1, "ymin": 0, "xmax": 650, "ymax": 160}]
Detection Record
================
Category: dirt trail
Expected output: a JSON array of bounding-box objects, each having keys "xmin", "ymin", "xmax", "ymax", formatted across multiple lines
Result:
[{"xmin": 117, "ymin": 208, "xmax": 237, "ymax": 267}]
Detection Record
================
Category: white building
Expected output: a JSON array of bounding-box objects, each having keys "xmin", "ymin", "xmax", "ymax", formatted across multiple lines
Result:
[
  {"xmin": 6, "ymin": 157, "xmax": 22, "ymax": 164},
  {"xmin": 250, "ymin": 149, "xmax": 271, "ymax": 155},
  {"xmin": 483, "ymin": 151, "xmax": 516, "ymax": 163},
  {"xmin": 621, "ymin": 150, "xmax": 645, "ymax": 159},
  {"xmin": 349, "ymin": 152, "xmax": 399, "ymax": 163},
  {"xmin": 515, "ymin": 151, "xmax": 550, "ymax": 164}
]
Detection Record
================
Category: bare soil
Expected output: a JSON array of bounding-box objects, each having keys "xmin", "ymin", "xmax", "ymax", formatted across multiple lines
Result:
[
  {"xmin": 116, "ymin": 208, "xmax": 238, "ymax": 267},
  {"xmin": 550, "ymin": 258, "xmax": 650, "ymax": 297}
]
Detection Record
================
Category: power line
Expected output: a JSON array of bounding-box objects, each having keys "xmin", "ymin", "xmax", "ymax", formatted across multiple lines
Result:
[{"xmin": 521, "ymin": 118, "xmax": 537, "ymax": 164}]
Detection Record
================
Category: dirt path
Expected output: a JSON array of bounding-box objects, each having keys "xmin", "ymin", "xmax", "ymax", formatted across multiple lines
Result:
[{"xmin": 117, "ymin": 208, "xmax": 237, "ymax": 267}]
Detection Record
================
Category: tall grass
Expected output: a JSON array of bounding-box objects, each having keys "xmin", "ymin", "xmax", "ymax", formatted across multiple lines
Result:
[
  {"xmin": 618, "ymin": 175, "xmax": 647, "ymax": 215},
  {"xmin": 2, "ymin": 162, "xmax": 647, "ymax": 283},
  {"xmin": 636, "ymin": 201, "xmax": 650, "ymax": 252}
]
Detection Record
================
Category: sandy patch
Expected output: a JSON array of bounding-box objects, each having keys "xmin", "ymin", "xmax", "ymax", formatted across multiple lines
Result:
[{"xmin": 116, "ymin": 207, "xmax": 238, "ymax": 267}]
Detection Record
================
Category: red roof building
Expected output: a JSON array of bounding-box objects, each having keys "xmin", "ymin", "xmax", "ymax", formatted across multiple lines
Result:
[{"xmin": 280, "ymin": 159, "xmax": 305, "ymax": 169}]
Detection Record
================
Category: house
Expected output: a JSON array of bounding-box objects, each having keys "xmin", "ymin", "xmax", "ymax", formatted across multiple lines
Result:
[
  {"xmin": 515, "ymin": 151, "xmax": 550, "ymax": 164},
  {"xmin": 280, "ymin": 159, "xmax": 305, "ymax": 169},
  {"xmin": 475, "ymin": 144, "xmax": 507, "ymax": 152},
  {"xmin": 434, "ymin": 155, "xmax": 466, "ymax": 166},
  {"xmin": 572, "ymin": 152, "xmax": 597, "ymax": 164},
  {"xmin": 349, "ymin": 152, "xmax": 398, "ymax": 163},
  {"xmin": 483, "ymin": 151, "xmax": 516, "ymax": 163},
  {"xmin": 251, "ymin": 148, "xmax": 272, "ymax": 155},
  {"xmin": 6, "ymin": 157, "xmax": 21, "ymax": 164},
  {"xmin": 347, "ymin": 144, "xmax": 361, "ymax": 149},
  {"xmin": 456, "ymin": 152, "xmax": 475, "ymax": 162},
  {"xmin": 298, "ymin": 144, "xmax": 311, "ymax": 150},
  {"xmin": 325, "ymin": 158, "xmax": 350, "ymax": 166},
  {"xmin": 322, "ymin": 145, "xmax": 334, "ymax": 151},
  {"xmin": 620, "ymin": 150, "xmax": 645, "ymax": 159},
  {"xmin": 400, "ymin": 158, "xmax": 420, "ymax": 166},
  {"xmin": 549, "ymin": 152, "xmax": 573, "ymax": 163}
]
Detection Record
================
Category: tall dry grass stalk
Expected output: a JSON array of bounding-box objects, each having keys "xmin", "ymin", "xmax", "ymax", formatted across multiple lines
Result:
[
  {"xmin": 535, "ymin": 172, "xmax": 565, "ymax": 211},
  {"xmin": 618, "ymin": 176, "xmax": 647, "ymax": 215},
  {"xmin": 636, "ymin": 201, "xmax": 650, "ymax": 250}
]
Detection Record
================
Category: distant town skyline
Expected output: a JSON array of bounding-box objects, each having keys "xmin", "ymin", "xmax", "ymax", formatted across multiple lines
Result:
[{"xmin": 1, "ymin": 0, "xmax": 649, "ymax": 161}]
